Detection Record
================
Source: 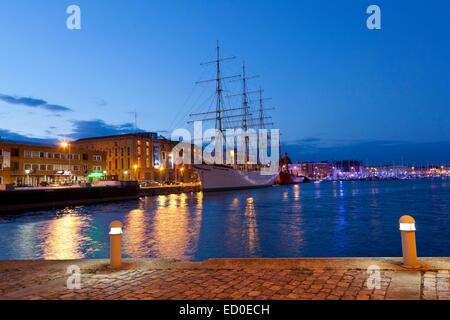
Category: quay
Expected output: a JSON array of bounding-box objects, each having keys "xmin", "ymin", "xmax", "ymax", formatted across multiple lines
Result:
[
  {"xmin": 0, "ymin": 257, "xmax": 449, "ymax": 300},
  {"xmin": 139, "ymin": 183, "xmax": 201, "ymax": 196},
  {"xmin": 0, "ymin": 182, "xmax": 202, "ymax": 213}
]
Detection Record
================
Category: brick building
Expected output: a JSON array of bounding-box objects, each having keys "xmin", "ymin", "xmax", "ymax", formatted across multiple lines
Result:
[
  {"xmin": 0, "ymin": 140, "xmax": 106, "ymax": 186},
  {"xmin": 290, "ymin": 162, "xmax": 332, "ymax": 179},
  {"xmin": 73, "ymin": 132, "xmax": 195, "ymax": 182}
]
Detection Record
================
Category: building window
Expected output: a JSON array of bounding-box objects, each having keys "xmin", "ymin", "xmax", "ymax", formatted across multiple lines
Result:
[
  {"xmin": 39, "ymin": 164, "xmax": 46, "ymax": 171},
  {"xmin": 24, "ymin": 164, "xmax": 32, "ymax": 171},
  {"xmin": 54, "ymin": 153, "xmax": 61, "ymax": 159},
  {"xmin": 11, "ymin": 148, "xmax": 19, "ymax": 157},
  {"xmin": 31, "ymin": 151, "xmax": 40, "ymax": 158},
  {"xmin": 24, "ymin": 150, "xmax": 32, "ymax": 158},
  {"xmin": 93, "ymin": 155, "xmax": 102, "ymax": 161},
  {"xmin": 73, "ymin": 165, "xmax": 80, "ymax": 171},
  {"xmin": 83, "ymin": 164, "xmax": 88, "ymax": 172},
  {"xmin": 39, "ymin": 152, "xmax": 45, "ymax": 158},
  {"xmin": 93, "ymin": 166, "xmax": 102, "ymax": 171},
  {"xmin": 31, "ymin": 164, "xmax": 39, "ymax": 171},
  {"xmin": 47, "ymin": 164, "xmax": 53, "ymax": 171}
]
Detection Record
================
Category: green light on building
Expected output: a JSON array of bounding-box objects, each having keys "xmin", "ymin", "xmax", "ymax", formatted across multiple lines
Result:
[{"xmin": 88, "ymin": 171, "xmax": 105, "ymax": 179}]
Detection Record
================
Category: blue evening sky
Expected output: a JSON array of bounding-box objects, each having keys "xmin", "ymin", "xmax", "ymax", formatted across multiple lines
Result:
[{"xmin": 0, "ymin": 0, "xmax": 449, "ymax": 164}]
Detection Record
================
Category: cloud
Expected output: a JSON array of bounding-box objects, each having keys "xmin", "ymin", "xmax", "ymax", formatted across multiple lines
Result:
[
  {"xmin": 43, "ymin": 104, "xmax": 71, "ymax": 112},
  {"xmin": 283, "ymin": 139, "xmax": 450, "ymax": 165},
  {"xmin": 0, "ymin": 128, "xmax": 56, "ymax": 145},
  {"xmin": 67, "ymin": 119, "xmax": 142, "ymax": 139},
  {"xmin": 0, "ymin": 94, "xmax": 72, "ymax": 112}
]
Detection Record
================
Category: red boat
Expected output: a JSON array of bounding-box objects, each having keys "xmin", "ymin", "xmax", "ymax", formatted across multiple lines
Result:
[{"xmin": 276, "ymin": 153, "xmax": 303, "ymax": 185}]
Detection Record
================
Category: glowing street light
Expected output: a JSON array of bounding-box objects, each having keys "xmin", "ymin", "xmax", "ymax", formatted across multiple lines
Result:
[
  {"xmin": 25, "ymin": 169, "xmax": 31, "ymax": 185},
  {"xmin": 60, "ymin": 140, "xmax": 71, "ymax": 184}
]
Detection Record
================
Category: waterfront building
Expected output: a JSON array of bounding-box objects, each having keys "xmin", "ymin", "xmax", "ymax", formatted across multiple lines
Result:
[
  {"xmin": 290, "ymin": 162, "xmax": 332, "ymax": 179},
  {"xmin": 332, "ymin": 160, "xmax": 364, "ymax": 174},
  {"xmin": 0, "ymin": 140, "xmax": 106, "ymax": 186},
  {"xmin": 73, "ymin": 132, "xmax": 196, "ymax": 182}
]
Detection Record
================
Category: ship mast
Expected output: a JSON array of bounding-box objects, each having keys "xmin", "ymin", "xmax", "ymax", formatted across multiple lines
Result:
[
  {"xmin": 188, "ymin": 43, "xmax": 277, "ymax": 167},
  {"xmin": 242, "ymin": 63, "xmax": 249, "ymax": 131},
  {"xmin": 190, "ymin": 41, "xmax": 240, "ymax": 131},
  {"xmin": 257, "ymin": 87, "xmax": 274, "ymax": 129},
  {"xmin": 215, "ymin": 42, "xmax": 223, "ymax": 131}
]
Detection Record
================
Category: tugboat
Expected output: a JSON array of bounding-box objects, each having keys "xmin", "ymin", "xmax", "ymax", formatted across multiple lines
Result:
[{"xmin": 276, "ymin": 153, "xmax": 297, "ymax": 185}]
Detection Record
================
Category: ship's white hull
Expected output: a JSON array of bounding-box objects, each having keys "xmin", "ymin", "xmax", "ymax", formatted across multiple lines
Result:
[{"xmin": 194, "ymin": 164, "xmax": 278, "ymax": 192}]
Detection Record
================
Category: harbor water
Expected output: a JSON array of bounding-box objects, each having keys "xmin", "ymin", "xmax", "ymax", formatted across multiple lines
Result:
[{"xmin": 0, "ymin": 179, "xmax": 449, "ymax": 261}]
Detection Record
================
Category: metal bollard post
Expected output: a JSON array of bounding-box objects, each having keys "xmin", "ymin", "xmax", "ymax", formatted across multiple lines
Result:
[
  {"xmin": 109, "ymin": 220, "xmax": 123, "ymax": 269},
  {"xmin": 399, "ymin": 215, "xmax": 418, "ymax": 268}
]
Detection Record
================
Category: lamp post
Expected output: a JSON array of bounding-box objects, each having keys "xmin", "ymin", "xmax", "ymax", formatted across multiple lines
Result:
[
  {"xmin": 159, "ymin": 166, "xmax": 164, "ymax": 184},
  {"xmin": 179, "ymin": 166, "xmax": 184, "ymax": 183},
  {"xmin": 60, "ymin": 140, "xmax": 71, "ymax": 184},
  {"xmin": 133, "ymin": 164, "xmax": 138, "ymax": 181},
  {"xmin": 25, "ymin": 169, "xmax": 30, "ymax": 185}
]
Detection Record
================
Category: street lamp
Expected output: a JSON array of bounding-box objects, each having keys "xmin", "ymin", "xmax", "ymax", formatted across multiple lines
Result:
[
  {"xmin": 133, "ymin": 164, "xmax": 138, "ymax": 181},
  {"xmin": 60, "ymin": 140, "xmax": 71, "ymax": 184},
  {"xmin": 25, "ymin": 169, "xmax": 31, "ymax": 185},
  {"xmin": 123, "ymin": 170, "xmax": 129, "ymax": 180},
  {"xmin": 159, "ymin": 166, "xmax": 164, "ymax": 184}
]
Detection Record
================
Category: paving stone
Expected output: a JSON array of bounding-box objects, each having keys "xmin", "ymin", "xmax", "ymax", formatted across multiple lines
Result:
[{"xmin": 0, "ymin": 259, "xmax": 448, "ymax": 300}]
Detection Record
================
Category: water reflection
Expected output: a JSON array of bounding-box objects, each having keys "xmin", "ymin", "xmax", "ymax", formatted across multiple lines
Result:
[
  {"xmin": 244, "ymin": 197, "xmax": 259, "ymax": 255},
  {"xmin": 124, "ymin": 207, "xmax": 148, "ymax": 257},
  {"xmin": 152, "ymin": 193, "xmax": 202, "ymax": 260},
  {"xmin": 1, "ymin": 180, "xmax": 449, "ymax": 260},
  {"xmin": 42, "ymin": 210, "xmax": 90, "ymax": 259},
  {"xmin": 293, "ymin": 184, "xmax": 300, "ymax": 202}
]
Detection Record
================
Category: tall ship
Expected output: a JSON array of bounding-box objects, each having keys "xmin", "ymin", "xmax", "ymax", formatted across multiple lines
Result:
[{"xmin": 189, "ymin": 42, "xmax": 279, "ymax": 192}]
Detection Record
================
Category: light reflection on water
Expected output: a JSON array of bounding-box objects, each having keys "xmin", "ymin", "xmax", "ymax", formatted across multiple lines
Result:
[{"xmin": 0, "ymin": 179, "xmax": 450, "ymax": 261}]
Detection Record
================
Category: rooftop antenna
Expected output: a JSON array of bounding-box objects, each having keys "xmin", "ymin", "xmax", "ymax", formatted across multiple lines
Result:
[{"xmin": 128, "ymin": 110, "xmax": 138, "ymax": 133}]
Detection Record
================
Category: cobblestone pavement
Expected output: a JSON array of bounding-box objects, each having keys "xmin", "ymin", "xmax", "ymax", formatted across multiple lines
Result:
[{"xmin": 0, "ymin": 258, "xmax": 449, "ymax": 300}]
